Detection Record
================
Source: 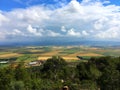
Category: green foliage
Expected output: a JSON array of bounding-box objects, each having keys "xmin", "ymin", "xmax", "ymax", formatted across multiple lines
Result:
[
  {"xmin": 14, "ymin": 62, "xmax": 30, "ymax": 81},
  {"xmin": 0, "ymin": 56, "xmax": 119, "ymax": 90},
  {"xmin": 99, "ymin": 66, "xmax": 120, "ymax": 90},
  {"xmin": 77, "ymin": 62, "xmax": 90, "ymax": 80},
  {"xmin": 16, "ymin": 55, "xmax": 37, "ymax": 62},
  {"xmin": 80, "ymin": 80, "xmax": 98, "ymax": 90},
  {"xmin": 76, "ymin": 56, "xmax": 120, "ymax": 90},
  {"xmin": 10, "ymin": 81, "xmax": 25, "ymax": 90},
  {"xmin": 41, "ymin": 56, "xmax": 67, "ymax": 80},
  {"xmin": 0, "ymin": 68, "xmax": 13, "ymax": 90}
]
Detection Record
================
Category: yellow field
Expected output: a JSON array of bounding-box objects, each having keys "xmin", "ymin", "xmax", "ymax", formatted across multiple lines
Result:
[
  {"xmin": 38, "ymin": 56, "xmax": 78, "ymax": 61},
  {"xmin": 0, "ymin": 53, "xmax": 21, "ymax": 58},
  {"xmin": 30, "ymin": 50, "xmax": 44, "ymax": 52},
  {"xmin": 38, "ymin": 56, "xmax": 51, "ymax": 60},
  {"xmin": 62, "ymin": 56, "xmax": 78, "ymax": 60},
  {"xmin": 67, "ymin": 52, "xmax": 103, "ymax": 57}
]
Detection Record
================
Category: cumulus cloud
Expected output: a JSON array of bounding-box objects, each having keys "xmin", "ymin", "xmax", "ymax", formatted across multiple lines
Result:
[
  {"xmin": 67, "ymin": 28, "xmax": 81, "ymax": 36},
  {"xmin": 0, "ymin": 13, "xmax": 9, "ymax": 26},
  {"xmin": 95, "ymin": 26, "xmax": 120, "ymax": 39},
  {"xmin": 27, "ymin": 24, "xmax": 61, "ymax": 37},
  {"xmin": 0, "ymin": 0, "xmax": 120, "ymax": 42},
  {"xmin": 82, "ymin": 30, "xmax": 89, "ymax": 36},
  {"xmin": 61, "ymin": 26, "xmax": 67, "ymax": 32},
  {"xmin": 27, "ymin": 25, "xmax": 42, "ymax": 36},
  {"xmin": 46, "ymin": 30, "xmax": 61, "ymax": 37}
]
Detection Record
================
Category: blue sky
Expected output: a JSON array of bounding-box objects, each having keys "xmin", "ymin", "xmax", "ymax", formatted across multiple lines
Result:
[
  {"xmin": 0, "ymin": 0, "xmax": 120, "ymax": 11},
  {"xmin": 0, "ymin": 0, "xmax": 69, "ymax": 11},
  {"xmin": 0, "ymin": 0, "xmax": 120, "ymax": 45}
]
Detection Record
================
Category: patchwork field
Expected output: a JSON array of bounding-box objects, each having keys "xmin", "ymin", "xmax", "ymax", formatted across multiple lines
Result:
[{"xmin": 0, "ymin": 46, "xmax": 120, "ymax": 62}]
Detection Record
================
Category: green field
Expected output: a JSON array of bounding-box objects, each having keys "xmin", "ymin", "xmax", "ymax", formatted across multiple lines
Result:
[{"xmin": 0, "ymin": 46, "xmax": 120, "ymax": 68}]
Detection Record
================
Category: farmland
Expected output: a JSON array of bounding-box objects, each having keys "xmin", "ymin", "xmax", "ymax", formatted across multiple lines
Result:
[
  {"xmin": 0, "ymin": 46, "xmax": 120, "ymax": 60},
  {"xmin": 0, "ymin": 46, "xmax": 120, "ymax": 65}
]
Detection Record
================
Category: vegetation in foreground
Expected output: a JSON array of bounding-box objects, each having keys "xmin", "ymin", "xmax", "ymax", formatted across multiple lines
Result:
[{"xmin": 0, "ymin": 56, "xmax": 120, "ymax": 90}]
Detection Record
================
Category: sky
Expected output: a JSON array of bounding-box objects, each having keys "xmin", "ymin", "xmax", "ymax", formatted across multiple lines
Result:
[{"xmin": 0, "ymin": 0, "xmax": 120, "ymax": 45}]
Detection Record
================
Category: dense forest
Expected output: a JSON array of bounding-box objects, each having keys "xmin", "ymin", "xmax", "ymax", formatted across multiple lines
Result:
[{"xmin": 0, "ymin": 56, "xmax": 120, "ymax": 90}]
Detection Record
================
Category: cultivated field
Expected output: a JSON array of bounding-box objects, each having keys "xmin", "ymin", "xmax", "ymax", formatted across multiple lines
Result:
[
  {"xmin": 0, "ymin": 53, "xmax": 21, "ymax": 58},
  {"xmin": 0, "ymin": 46, "xmax": 120, "ymax": 62}
]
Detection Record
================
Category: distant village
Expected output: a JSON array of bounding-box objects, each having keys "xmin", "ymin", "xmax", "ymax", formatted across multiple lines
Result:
[
  {"xmin": 0, "ymin": 58, "xmax": 45, "ymax": 67},
  {"xmin": 0, "ymin": 56, "xmax": 86, "ymax": 68}
]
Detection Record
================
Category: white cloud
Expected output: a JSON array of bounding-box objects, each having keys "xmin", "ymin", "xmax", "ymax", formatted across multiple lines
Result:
[
  {"xmin": 27, "ymin": 25, "xmax": 42, "ymax": 36},
  {"xmin": 47, "ymin": 30, "xmax": 61, "ymax": 37},
  {"xmin": 67, "ymin": 0, "xmax": 84, "ymax": 14},
  {"xmin": 103, "ymin": 0, "xmax": 111, "ymax": 4},
  {"xmin": 0, "ymin": 0, "xmax": 120, "ymax": 42},
  {"xmin": 27, "ymin": 24, "xmax": 61, "ymax": 37},
  {"xmin": 94, "ymin": 17, "xmax": 109, "ymax": 30},
  {"xmin": 82, "ymin": 30, "xmax": 89, "ymax": 36},
  {"xmin": 12, "ymin": 29, "xmax": 25, "ymax": 35},
  {"xmin": 0, "ymin": 13, "xmax": 9, "ymax": 26},
  {"xmin": 67, "ymin": 28, "xmax": 81, "ymax": 37},
  {"xmin": 95, "ymin": 26, "xmax": 120, "ymax": 39},
  {"xmin": 61, "ymin": 26, "xmax": 67, "ymax": 32},
  {"xmin": 0, "ymin": 32, "xmax": 5, "ymax": 40}
]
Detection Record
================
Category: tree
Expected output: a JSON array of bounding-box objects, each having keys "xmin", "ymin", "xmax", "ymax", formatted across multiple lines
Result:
[
  {"xmin": 10, "ymin": 81, "xmax": 25, "ymax": 90},
  {"xmin": 41, "ymin": 56, "xmax": 67, "ymax": 80},
  {"xmin": 76, "ymin": 62, "xmax": 90, "ymax": 80},
  {"xmin": 0, "ymin": 68, "xmax": 13, "ymax": 90},
  {"xmin": 14, "ymin": 62, "xmax": 31, "ymax": 82},
  {"xmin": 99, "ymin": 66, "xmax": 120, "ymax": 90}
]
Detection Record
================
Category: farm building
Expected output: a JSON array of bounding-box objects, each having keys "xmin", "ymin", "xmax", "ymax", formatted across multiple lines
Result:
[
  {"xmin": 0, "ymin": 61, "xmax": 9, "ymax": 64},
  {"xmin": 28, "ymin": 60, "xmax": 44, "ymax": 66}
]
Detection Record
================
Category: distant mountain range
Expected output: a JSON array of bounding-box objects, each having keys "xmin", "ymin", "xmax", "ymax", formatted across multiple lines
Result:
[{"xmin": 0, "ymin": 40, "xmax": 120, "ymax": 47}]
